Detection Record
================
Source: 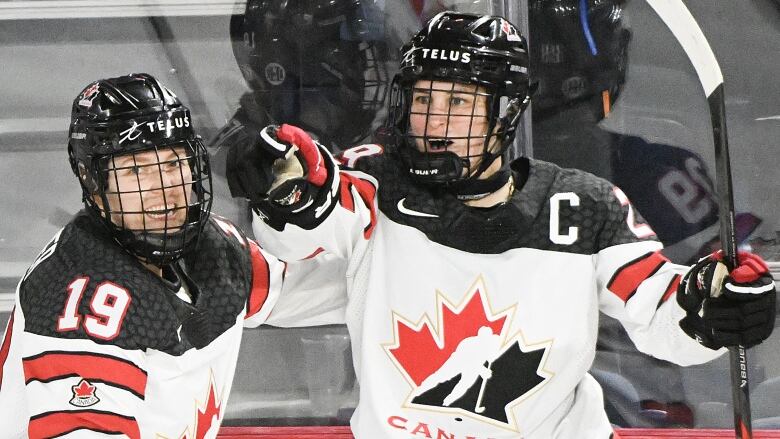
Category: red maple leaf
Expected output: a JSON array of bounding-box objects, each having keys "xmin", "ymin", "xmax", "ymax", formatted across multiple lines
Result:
[
  {"xmin": 195, "ymin": 380, "xmax": 222, "ymax": 439},
  {"xmin": 73, "ymin": 379, "xmax": 95, "ymax": 398},
  {"xmin": 388, "ymin": 287, "xmax": 508, "ymax": 386},
  {"xmin": 177, "ymin": 377, "xmax": 223, "ymax": 439}
]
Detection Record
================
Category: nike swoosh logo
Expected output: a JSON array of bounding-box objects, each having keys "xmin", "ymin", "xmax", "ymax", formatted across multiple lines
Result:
[{"xmin": 397, "ymin": 198, "xmax": 439, "ymax": 218}]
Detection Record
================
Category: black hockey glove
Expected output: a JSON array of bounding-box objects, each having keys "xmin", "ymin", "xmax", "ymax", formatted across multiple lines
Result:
[
  {"xmin": 677, "ymin": 251, "xmax": 776, "ymax": 350},
  {"xmin": 226, "ymin": 124, "xmax": 327, "ymax": 209}
]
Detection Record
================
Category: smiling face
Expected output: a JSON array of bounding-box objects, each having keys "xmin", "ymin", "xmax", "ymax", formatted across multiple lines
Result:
[
  {"xmin": 96, "ymin": 146, "xmax": 194, "ymax": 233},
  {"xmin": 408, "ymin": 79, "xmax": 502, "ymax": 178}
]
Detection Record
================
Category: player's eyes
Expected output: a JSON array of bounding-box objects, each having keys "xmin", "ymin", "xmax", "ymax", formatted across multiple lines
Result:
[
  {"xmin": 413, "ymin": 94, "xmax": 431, "ymax": 105},
  {"xmin": 450, "ymin": 95, "xmax": 469, "ymax": 106},
  {"xmin": 413, "ymin": 94, "xmax": 469, "ymax": 107}
]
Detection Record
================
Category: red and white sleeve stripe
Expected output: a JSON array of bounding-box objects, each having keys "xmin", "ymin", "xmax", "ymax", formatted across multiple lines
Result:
[{"xmin": 244, "ymin": 239, "xmax": 285, "ymax": 326}]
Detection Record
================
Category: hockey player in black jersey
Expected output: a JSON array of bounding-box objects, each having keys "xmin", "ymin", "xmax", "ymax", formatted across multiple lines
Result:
[
  {"xmin": 0, "ymin": 73, "xmax": 292, "ymax": 438},
  {"xmin": 226, "ymin": 12, "xmax": 776, "ymax": 438}
]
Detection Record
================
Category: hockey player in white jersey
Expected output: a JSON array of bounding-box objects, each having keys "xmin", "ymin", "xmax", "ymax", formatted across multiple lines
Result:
[
  {"xmin": 0, "ymin": 73, "xmax": 304, "ymax": 438},
  {"xmin": 226, "ymin": 12, "xmax": 776, "ymax": 438}
]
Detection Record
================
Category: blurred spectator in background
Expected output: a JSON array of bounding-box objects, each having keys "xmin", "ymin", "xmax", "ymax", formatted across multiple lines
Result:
[{"xmin": 209, "ymin": 0, "xmax": 390, "ymax": 232}]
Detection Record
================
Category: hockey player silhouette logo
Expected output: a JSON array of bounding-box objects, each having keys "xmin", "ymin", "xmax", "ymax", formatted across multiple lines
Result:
[{"xmin": 384, "ymin": 278, "xmax": 553, "ymax": 429}]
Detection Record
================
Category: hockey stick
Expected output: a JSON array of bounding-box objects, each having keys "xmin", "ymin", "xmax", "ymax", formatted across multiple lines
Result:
[
  {"xmin": 475, "ymin": 361, "xmax": 492, "ymax": 414},
  {"xmin": 643, "ymin": 1, "xmax": 751, "ymax": 437}
]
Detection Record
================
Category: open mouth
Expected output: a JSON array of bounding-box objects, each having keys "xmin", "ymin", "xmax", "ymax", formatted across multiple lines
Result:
[
  {"xmin": 427, "ymin": 138, "xmax": 454, "ymax": 152},
  {"xmin": 145, "ymin": 203, "xmax": 178, "ymax": 220}
]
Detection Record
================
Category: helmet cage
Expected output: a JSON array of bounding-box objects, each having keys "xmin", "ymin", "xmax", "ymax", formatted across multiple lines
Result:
[
  {"xmin": 389, "ymin": 12, "xmax": 531, "ymax": 185},
  {"xmin": 68, "ymin": 76, "xmax": 213, "ymax": 266},
  {"xmin": 390, "ymin": 78, "xmax": 508, "ymax": 183},
  {"xmin": 80, "ymin": 138, "xmax": 212, "ymax": 266}
]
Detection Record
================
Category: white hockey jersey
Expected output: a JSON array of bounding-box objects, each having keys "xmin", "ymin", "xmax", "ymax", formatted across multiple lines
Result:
[
  {"xmin": 256, "ymin": 147, "xmax": 725, "ymax": 439},
  {"xmin": 0, "ymin": 212, "xmax": 285, "ymax": 439}
]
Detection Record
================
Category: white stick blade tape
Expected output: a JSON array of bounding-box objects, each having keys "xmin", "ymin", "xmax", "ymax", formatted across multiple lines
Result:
[{"xmin": 645, "ymin": 0, "xmax": 724, "ymax": 97}]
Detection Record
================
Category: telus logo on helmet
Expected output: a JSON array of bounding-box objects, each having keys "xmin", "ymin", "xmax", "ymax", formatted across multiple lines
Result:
[
  {"xmin": 145, "ymin": 116, "xmax": 190, "ymax": 133},
  {"xmin": 118, "ymin": 116, "xmax": 191, "ymax": 144},
  {"xmin": 420, "ymin": 48, "xmax": 471, "ymax": 64}
]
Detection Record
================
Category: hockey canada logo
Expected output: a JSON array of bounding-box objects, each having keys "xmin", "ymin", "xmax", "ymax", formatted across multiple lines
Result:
[
  {"xmin": 70, "ymin": 379, "xmax": 100, "ymax": 407},
  {"xmin": 500, "ymin": 19, "xmax": 522, "ymax": 42},
  {"xmin": 78, "ymin": 83, "xmax": 100, "ymax": 108},
  {"xmin": 384, "ymin": 278, "xmax": 552, "ymax": 431},
  {"xmin": 273, "ymin": 183, "xmax": 302, "ymax": 206}
]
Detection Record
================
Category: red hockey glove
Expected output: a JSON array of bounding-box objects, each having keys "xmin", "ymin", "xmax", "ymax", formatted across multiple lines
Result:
[
  {"xmin": 677, "ymin": 251, "xmax": 776, "ymax": 349},
  {"xmin": 227, "ymin": 124, "xmax": 328, "ymax": 209}
]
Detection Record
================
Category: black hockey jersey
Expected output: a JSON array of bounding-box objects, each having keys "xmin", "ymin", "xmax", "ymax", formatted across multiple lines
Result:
[
  {"xmin": 253, "ymin": 147, "xmax": 725, "ymax": 439},
  {"xmin": 0, "ymin": 211, "xmax": 284, "ymax": 438}
]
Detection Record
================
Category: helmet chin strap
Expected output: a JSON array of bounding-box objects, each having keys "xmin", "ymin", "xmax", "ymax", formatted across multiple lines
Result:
[
  {"xmin": 400, "ymin": 139, "xmax": 512, "ymax": 201},
  {"xmin": 449, "ymin": 154, "xmax": 511, "ymax": 201}
]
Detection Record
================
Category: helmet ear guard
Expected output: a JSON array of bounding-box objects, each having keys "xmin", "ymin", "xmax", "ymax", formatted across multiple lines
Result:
[{"xmin": 68, "ymin": 143, "xmax": 99, "ymax": 194}]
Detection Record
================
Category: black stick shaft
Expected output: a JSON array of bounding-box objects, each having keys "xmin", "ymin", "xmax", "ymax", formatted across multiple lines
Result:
[{"xmin": 709, "ymin": 83, "xmax": 752, "ymax": 438}]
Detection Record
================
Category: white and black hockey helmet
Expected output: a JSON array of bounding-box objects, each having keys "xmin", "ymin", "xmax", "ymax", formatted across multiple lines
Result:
[
  {"xmin": 67, "ymin": 73, "xmax": 213, "ymax": 266},
  {"xmin": 388, "ymin": 11, "xmax": 531, "ymax": 192}
]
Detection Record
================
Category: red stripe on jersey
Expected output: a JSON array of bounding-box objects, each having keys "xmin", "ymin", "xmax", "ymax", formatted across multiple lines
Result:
[
  {"xmin": 339, "ymin": 173, "xmax": 378, "ymax": 239},
  {"xmin": 607, "ymin": 251, "xmax": 669, "ymax": 303},
  {"xmin": 656, "ymin": 275, "xmax": 682, "ymax": 309},
  {"xmin": 339, "ymin": 174, "xmax": 356, "ymax": 213},
  {"xmin": 0, "ymin": 308, "xmax": 15, "ymax": 389},
  {"xmin": 303, "ymin": 247, "xmax": 325, "ymax": 260},
  {"xmin": 22, "ymin": 352, "xmax": 146, "ymax": 399},
  {"xmin": 29, "ymin": 410, "xmax": 140, "ymax": 439},
  {"xmin": 246, "ymin": 240, "xmax": 271, "ymax": 319}
]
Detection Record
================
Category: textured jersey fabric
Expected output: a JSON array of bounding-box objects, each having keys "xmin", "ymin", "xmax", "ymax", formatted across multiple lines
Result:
[
  {"xmin": 254, "ymin": 147, "xmax": 725, "ymax": 439},
  {"xmin": 0, "ymin": 211, "xmax": 282, "ymax": 439}
]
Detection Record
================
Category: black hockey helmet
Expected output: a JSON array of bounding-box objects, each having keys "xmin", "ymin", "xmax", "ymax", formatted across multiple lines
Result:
[
  {"xmin": 68, "ymin": 73, "xmax": 213, "ymax": 266},
  {"xmin": 231, "ymin": 0, "xmax": 388, "ymax": 150},
  {"xmin": 387, "ymin": 11, "xmax": 531, "ymax": 192},
  {"xmin": 529, "ymin": 0, "xmax": 630, "ymax": 120}
]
